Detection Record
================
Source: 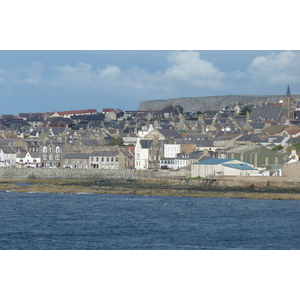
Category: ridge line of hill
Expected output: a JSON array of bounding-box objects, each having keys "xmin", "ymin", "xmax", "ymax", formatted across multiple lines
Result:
[{"xmin": 138, "ymin": 95, "xmax": 287, "ymax": 112}]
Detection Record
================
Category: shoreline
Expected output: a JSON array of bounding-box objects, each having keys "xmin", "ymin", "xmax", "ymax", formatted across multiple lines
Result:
[{"xmin": 1, "ymin": 179, "xmax": 300, "ymax": 200}]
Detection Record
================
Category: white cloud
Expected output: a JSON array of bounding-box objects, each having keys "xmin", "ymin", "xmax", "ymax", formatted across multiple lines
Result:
[
  {"xmin": 247, "ymin": 51, "xmax": 300, "ymax": 85},
  {"xmin": 165, "ymin": 51, "xmax": 226, "ymax": 89}
]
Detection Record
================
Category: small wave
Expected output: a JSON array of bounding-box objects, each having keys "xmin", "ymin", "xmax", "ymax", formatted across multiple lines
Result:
[{"xmin": 75, "ymin": 192, "xmax": 93, "ymax": 195}]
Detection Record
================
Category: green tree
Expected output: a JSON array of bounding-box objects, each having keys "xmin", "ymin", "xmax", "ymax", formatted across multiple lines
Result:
[
  {"xmin": 109, "ymin": 137, "xmax": 124, "ymax": 146},
  {"xmin": 239, "ymin": 106, "xmax": 252, "ymax": 115}
]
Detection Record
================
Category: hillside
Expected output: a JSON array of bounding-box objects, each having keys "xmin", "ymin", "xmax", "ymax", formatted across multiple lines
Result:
[{"xmin": 138, "ymin": 95, "xmax": 284, "ymax": 112}]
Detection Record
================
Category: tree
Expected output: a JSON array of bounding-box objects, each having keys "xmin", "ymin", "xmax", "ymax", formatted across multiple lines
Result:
[
  {"xmin": 109, "ymin": 137, "xmax": 124, "ymax": 146},
  {"xmin": 239, "ymin": 106, "xmax": 251, "ymax": 115}
]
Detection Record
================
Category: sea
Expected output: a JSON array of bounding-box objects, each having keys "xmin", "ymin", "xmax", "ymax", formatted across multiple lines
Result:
[{"xmin": 1, "ymin": 191, "xmax": 300, "ymax": 250}]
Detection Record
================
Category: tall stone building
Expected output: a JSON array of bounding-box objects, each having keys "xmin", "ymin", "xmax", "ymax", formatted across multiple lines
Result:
[{"xmin": 281, "ymin": 85, "xmax": 295, "ymax": 122}]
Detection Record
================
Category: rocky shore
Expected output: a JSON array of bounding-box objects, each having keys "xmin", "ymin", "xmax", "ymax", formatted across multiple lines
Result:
[{"xmin": 1, "ymin": 178, "xmax": 300, "ymax": 200}]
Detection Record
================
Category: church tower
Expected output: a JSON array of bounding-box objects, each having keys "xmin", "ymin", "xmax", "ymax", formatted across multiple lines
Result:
[{"xmin": 281, "ymin": 85, "xmax": 294, "ymax": 122}]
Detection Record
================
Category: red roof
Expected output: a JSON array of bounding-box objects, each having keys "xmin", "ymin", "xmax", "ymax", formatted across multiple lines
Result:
[
  {"xmin": 103, "ymin": 108, "xmax": 114, "ymax": 113},
  {"xmin": 57, "ymin": 109, "xmax": 97, "ymax": 115}
]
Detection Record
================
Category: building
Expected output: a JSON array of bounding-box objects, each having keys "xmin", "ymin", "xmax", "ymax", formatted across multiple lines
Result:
[
  {"xmin": 63, "ymin": 152, "xmax": 90, "ymax": 169},
  {"xmin": 90, "ymin": 149, "xmax": 128, "ymax": 169},
  {"xmin": 226, "ymin": 145, "xmax": 284, "ymax": 170},
  {"xmin": 191, "ymin": 158, "xmax": 259, "ymax": 178}
]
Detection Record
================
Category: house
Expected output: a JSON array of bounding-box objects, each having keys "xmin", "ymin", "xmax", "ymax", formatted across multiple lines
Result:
[
  {"xmin": 135, "ymin": 138, "xmax": 164, "ymax": 170},
  {"xmin": 63, "ymin": 152, "xmax": 90, "ymax": 169},
  {"xmin": 90, "ymin": 149, "xmax": 128, "ymax": 169},
  {"xmin": 135, "ymin": 139, "xmax": 152, "ymax": 170},
  {"xmin": 16, "ymin": 151, "xmax": 41, "ymax": 168},
  {"xmin": 261, "ymin": 136, "xmax": 289, "ymax": 148},
  {"xmin": 191, "ymin": 158, "xmax": 259, "ymax": 178},
  {"xmin": 0, "ymin": 145, "xmax": 17, "ymax": 167},
  {"xmin": 40, "ymin": 142, "xmax": 65, "ymax": 168},
  {"xmin": 107, "ymin": 109, "xmax": 124, "ymax": 121},
  {"xmin": 213, "ymin": 132, "xmax": 243, "ymax": 149}
]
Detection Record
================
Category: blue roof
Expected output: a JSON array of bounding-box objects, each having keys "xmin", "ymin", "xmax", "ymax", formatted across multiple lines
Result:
[
  {"xmin": 194, "ymin": 158, "xmax": 233, "ymax": 165},
  {"xmin": 223, "ymin": 164, "xmax": 255, "ymax": 170}
]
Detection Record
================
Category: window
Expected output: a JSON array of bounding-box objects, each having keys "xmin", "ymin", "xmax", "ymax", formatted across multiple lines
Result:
[
  {"xmin": 116, "ymin": 157, "xmax": 118, "ymax": 162},
  {"xmin": 96, "ymin": 157, "xmax": 99, "ymax": 162},
  {"xmin": 49, "ymin": 154, "xmax": 53, "ymax": 160},
  {"xmin": 83, "ymin": 159, "xmax": 87, "ymax": 163},
  {"xmin": 55, "ymin": 154, "xmax": 60, "ymax": 160},
  {"xmin": 42, "ymin": 154, "xmax": 47, "ymax": 161},
  {"xmin": 49, "ymin": 147, "xmax": 53, "ymax": 153},
  {"xmin": 43, "ymin": 146, "xmax": 47, "ymax": 153},
  {"xmin": 76, "ymin": 160, "xmax": 80, "ymax": 163},
  {"xmin": 55, "ymin": 147, "xmax": 60, "ymax": 153},
  {"xmin": 101, "ymin": 157, "xmax": 104, "ymax": 162},
  {"xmin": 106, "ymin": 157, "xmax": 109, "ymax": 162},
  {"xmin": 111, "ymin": 157, "xmax": 114, "ymax": 162},
  {"xmin": 72, "ymin": 159, "xmax": 75, "ymax": 163},
  {"xmin": 65, "ymin": 159, "xmax": 68, "ymax": 163}
]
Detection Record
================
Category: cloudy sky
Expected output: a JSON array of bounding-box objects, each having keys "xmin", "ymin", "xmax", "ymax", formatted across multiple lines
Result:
[{"xmin": 0, "ymin": 50, "xmax": 299, "ymax": 115}]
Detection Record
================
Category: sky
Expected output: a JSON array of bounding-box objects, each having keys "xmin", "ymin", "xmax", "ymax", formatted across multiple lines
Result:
[{"xmin": 0, "ymin": 50, "xmax": 300, "ymax": 115}]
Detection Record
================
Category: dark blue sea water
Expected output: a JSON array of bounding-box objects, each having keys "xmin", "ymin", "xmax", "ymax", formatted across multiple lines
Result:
[{"xmin": 0, "ymin": 192, "xmax": 299, "ymax": 250}]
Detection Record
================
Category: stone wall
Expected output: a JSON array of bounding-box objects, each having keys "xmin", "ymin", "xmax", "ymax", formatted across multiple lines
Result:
[
  {"xmin": 282, "ymin": 162, "xmax": 300, "ymax": 177},
  {"xmin": 211, "ymin": 175, "xmax": 300, "ymax": 188},
  {"xmin": 0, "ymin": 168, "xmax": 154, "ymax": 180}
]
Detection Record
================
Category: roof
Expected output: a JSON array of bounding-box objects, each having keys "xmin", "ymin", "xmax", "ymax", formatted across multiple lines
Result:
[
  {"xmin": 156, "ymin": 129, "xmax": 182, "ymax": 139},
  {"xmin": 224, "ymin": 163, "xmax": 255, "ymax": 170},
  {"xmin": 250, "ymin": 105, "xmax": 283, "ymax": 121},
  {"xmin": 236, "ymin": 134, "xmax": 262, "ymax": 142},
  {"xmin": 63, "ymin": 152, "xmax": 91, "ymax": 159},
  {"xmin": 91, "ymin": 150, "xmax": 119, "ymax": 156},
  {"xmin": 140, "ymin": 140, "xmax": 152, "ymax": 149},
  {"xmin": 193, "ymin": 158, "xmax": 233, "ymax": 165}
]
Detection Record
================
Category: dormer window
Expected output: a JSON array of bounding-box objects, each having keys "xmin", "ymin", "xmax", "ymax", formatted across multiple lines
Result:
[
  {"xmin": 56, "ymin": 146, "xmax": 60, "ymax": 153},
  {"xmin": 49, "ymin": 147, "xmax": 53, "ymax": 153},
  {"xmin": 43, "ymin": 146, "xmax": 47, "ymax": 153}
]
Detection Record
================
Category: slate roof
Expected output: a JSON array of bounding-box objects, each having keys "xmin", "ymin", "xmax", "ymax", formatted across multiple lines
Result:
[
  {"xmin": 63, "ymin": 152, "xmax": 91, "ymax": 159},
  {"xmin": 0, "ymin": 139, "xmax": 16, "ymax": 145},
  {"xmin": 196, "ymin": 140, "xmax": 214, "ymax": 147},
  {"xmin": 140, "ymin": 140, "xmax": 152, "ymax": 149},
  {"xmin": 236, "ymin": 134, "xmax": 262, "ymax": 143},
  {"xmin": 91, "ymin": 150, "xmax": 119, "ymax": 156},
  {"xmin": 248, "ymin": 122, "xmax": 265, "ymax": 129},
  {"xmin": 250, "ymin": 106, "xmax": 283, "ymax": 121},
  {"xmin": 156, "ymin": 129, "xmax": 182, "ymax": 139},
  {"xmin": 261, "ymin": 136, "xmax": 285, "ymax": 143},
  {"xmin": 0, "ymin": 145, "xmax": 17, "ymax": 154},
  {"xmin": 81, "ymin": 138, "xmax": 101, "ymax": 146}
]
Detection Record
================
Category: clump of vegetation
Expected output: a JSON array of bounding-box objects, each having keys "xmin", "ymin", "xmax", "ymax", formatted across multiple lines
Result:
[
  {"xmin": 239, "ymin": 106, "xmax": 252, "ymax": 115},
  {"xmin": 271, "ymin": 145, "xmax": 283, "ymax": 151},
  {"xmin": 289, "ymin": 143, "xmax": 300, "ymax": 152}
]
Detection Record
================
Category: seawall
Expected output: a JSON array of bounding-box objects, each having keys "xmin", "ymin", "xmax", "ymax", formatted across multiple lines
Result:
[
  {"xmin": 1, "ymin": 168, "xmax": 300, "ymax": 189},
  {"xmin": 0, "ymin": 168, "xmax": 154, "ymax": 180}
]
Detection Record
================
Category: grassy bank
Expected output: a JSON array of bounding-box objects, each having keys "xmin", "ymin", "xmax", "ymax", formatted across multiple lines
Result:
[{"xmin": 1, "ymin": 178, "xmax": 300, "ymax": 200}]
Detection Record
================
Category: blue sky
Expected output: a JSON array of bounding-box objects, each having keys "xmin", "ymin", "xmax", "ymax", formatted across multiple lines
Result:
[{"xmin": 1, "ymin": 50, "xmax": 300, "ymax": 115}]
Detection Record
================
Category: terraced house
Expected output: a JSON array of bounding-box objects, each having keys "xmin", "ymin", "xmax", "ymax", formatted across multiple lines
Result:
[
  {"xmin": 90, "ymin": 149, "xmax": 128, "ymax": 169},
  {"xmin": 40, "ymin": 142, "xmax": 65, "ymax": 168},
  {"xmin": 63, "ymin": 152, "xmax": 90, "ymax": 169}
]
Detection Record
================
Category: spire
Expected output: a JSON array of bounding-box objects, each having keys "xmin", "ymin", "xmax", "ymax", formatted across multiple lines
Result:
[{"xmin": 286, "ymin": 85, "xmax": 291, "ymax": 97}]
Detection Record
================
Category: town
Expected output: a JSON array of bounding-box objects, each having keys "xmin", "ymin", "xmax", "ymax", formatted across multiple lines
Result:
[{"xmin": 1, "ymin": 86, "xmax": 300, "ymax": 178}]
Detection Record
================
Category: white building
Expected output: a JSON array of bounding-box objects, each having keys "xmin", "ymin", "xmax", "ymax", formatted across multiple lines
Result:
[
  {"xmin": 164, "ymin": 144, "xmax": 180, "ymax": 158},
  {"xmin": 0, "ymin": 147, "xmax": 17, "ymax": 167},
  {"xmin": 135, "ymin": 139, "xmax": 152, "ymax": 170},
  {"xmin": 191, "ymin": 158, "xmax": 259, "ymax": 178},
  {"xmin": 16, "ymin": 151, "xmax": 41, "ymax": 168}
]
